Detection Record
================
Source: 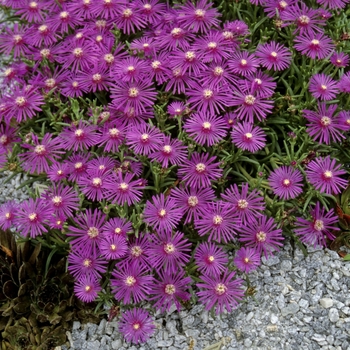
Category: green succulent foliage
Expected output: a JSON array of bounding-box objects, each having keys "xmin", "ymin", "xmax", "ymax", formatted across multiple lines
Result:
[{"xmin": 0, "ymin": 230, "xmax": 100, "ymax": 350}]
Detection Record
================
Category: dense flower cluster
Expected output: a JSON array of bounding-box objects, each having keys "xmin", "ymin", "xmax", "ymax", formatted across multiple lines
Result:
[{"xmin": 0, "ymin": 0, "xmax": 349, "ymax": 345}]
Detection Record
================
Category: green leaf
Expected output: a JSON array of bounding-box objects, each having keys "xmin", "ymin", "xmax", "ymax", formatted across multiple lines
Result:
[{"xmin": 343, "ymin": 254, "xmax": 350, "ymax": 261}]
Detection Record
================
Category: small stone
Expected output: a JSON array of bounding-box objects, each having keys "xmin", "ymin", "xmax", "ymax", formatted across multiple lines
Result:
[
  {"xmin": 72, "ymin": 321, "xmax": 81, "ymax": 331},
  {"xmin": 201, "ymin": 310, "xmax": 209, "ymax": 324},
  {"xmin": 182, "ymin": 315, "xmax": 194, "ymax": 327},
  {"xmin": 329, "ymin": 308, "xmax": 339, "ymax": 323},
  {"xmin": 270, "ymin": 314, "xmax": 278, "ymax": 324},
  {"xmin": 281, "ymin": 303, "xmax": 299, "ymax": 316},
  {"xmin": 312, "ymin": 334, "xmax": 326, "ymax": 343},
  {"xmin": 244, "ymin": 339, "xmax": 252, "ymax": 347},
  {"xmin": 261, "ymin": 255, "xmax": 280, "ymax": 266},
  {"xmin": 327, "ymin": 335, "xmax": 335, "ymax": 345},
  {"xmin": 85, "ymin": 340, "xmax": 100, "ymax": 350},
  {"xmin": 299, "ymin": 299, "xmax": 309, "ymax": 310},
  {"xmin": 97, "ymin": 319, "xmax": 107, "ymax": 335},
  {"xmin": 246, "ymin": 312, "xmax": 254, "ymax": 321},
  {"xmin": 157, "ymin": 340, "xmax": 173, "ymax": 347},
  {"xmin": 184, "ymin": 329, "xmax": 200, "ymax": 338},
  {"xmin": 111, "ymin": 339, "xmax": 122, "ymax": 350},
  {"xmin": 320, "ymin": 298, "xmax": 334, "ymax": 309},
  {"xmin": 303, "ymin": 316, "xmax": 312, "ymax": 323}
]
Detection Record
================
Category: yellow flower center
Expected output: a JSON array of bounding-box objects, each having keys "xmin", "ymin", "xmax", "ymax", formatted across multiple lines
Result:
[
  {"xmin": 28, "ymin": 213, "xmax": 37, "ymax": 221},
  {"xmin": 92, "ymin": 177, "xmax": 102, "ymax": 186},
  {"xmin": 271, "ymin": 51, "xmax": 278, "ymax": 58},
  {"xmin": 87, "ymin": 227, "xmax": 99, "ymax": 238},
  {"xmin": 158, "ymin": 209, "xmax": 167, "ymax": 217},
  {"xmin": 238, "ymin": 199, "xmax": 249, "ymax": 209},
  {"xmin": 203, "ymin": 89, "xmax": 213, "ymax": 99},
  {"xmin": 279, "ymin": 0, "xmax": 288, "ymax": 8},
  {"xmin": 34, "ymin": 145, "xmax": 46, "ymax": 155},
  {"xmin": 213, "ymin": 215, "xmax": 223, "ymax": 225},
  {"xmin": 104, "ymin": 53, "xmax": 114, "ymax": 63},
  {"xmin": 244, "ymin": 257, "xmax": 250, "ymax": 263},
  {"xmin": 75, "ymin": 162, "xmax": 83, "ymax": 169},
  {"xmin": 244, "ymin": 95, "xmax": 256, "ymax": 105},
  {"xmin": 214, "ymin": 66, "xmax": 224, "ymax": 76},
  {"xmin": 131, "ymin": 246, "xmax": 143, "ymax": 257},
  {"xmin": 72, "ymin": 81, "xmax": 79, "ymax": 88},
  {"xmin": 151, "ymin": 60, "xmax": 161, "ymax": 69},
  {"xmin": 241, "ymin": 59, "xmax": 247, "ymax": 66},
  {"xmin": 244, "ymin": 132, "xmax": 253, "ymax": 140},
  {"xmin": 195, "ymin": 9, "xmax": 206, "ymax": 18},
  {"xmin": 52, "ymin": 196, "xmax": 62, "ymax": 205},
  {"xmin": 163, "ymin": 145, "xmax": 172, "ymax": 154},
  {"xmin": 195, "ymin": 163, "xmax": 206, "ymax": 173},
  {"xmin": 202, "ymin": 121, "xmax": 211, "ymax": 130},
  {"xmin": 283, "ymin": 179, "xmax": 291, "ymax": 186},
  {"xmin": 256, "ymin": 231, "xmax": 266, "ymax": 242},
  {"xmin": 311, "ymin": 39, "xmax": 320, "ymax": 46},
  {"xmin": 123, "ymin": 8, "xmax": 133, "ymax": 17},
  {"xmin": 5, "ymin": 212, "xmax": 11, "ymax": 219},
  {"xmin": 75, "ymin": 129, "xmax": 84, "ymax": 137},
  {"xmin": 15, "ymin": 96, "xmax": 26, "ymax": 107},
  {"xmin": 60, "ymin": 11, "xmax": 69, "ymax": 19},
  {"xmin": 188, "ymin": 195, "xmax": 198, "ymax": 207},
  {"xmin": 73, "ymin": 48, "xmax": 83, "ymax": 57},
  {"xmin": 75, "ymin": 32, "xmax": 83, "ymax": 39},
  {"xmin": 141, "ymin": 133, "xmax": 149, "ymax": 142},
  {"xmin": 110, "ymin": 244, "xmax": 116, "ymax": 251},
  {"xmin": 185, "ymin": 51, "xmax": 196, "ymax": 61},
  {"xmin": 96, "ymin": 35, "xmax": 103, "ymax": 42},
  {"xmin": 125, "ymin": 276, "xmax": 136, "ymax": 287},
  {"xmin": 133, "ymin": 323, "xmax": 140, "ymax": 330},
  {"xmin": 13, "ymin": 35, "xmax": 22, "ymax": 44},
  {"xmin": 92, "ymin": 73, "xmax": 102, "ymax": 82},
  {"xmin": 165, "ymin": 284, "xmax": 176, "ymax": 295},
  {"xmin": 208, "ymin": 255, "xmax": 215, "ymax": 262},
  {"xmin": 323, "ymin": 170, "xmax": 332, "ymax": 179},
  {"xmin": 119, "ymin": 182, "xmax": 129, "ymax": 191},
  {"xmin": 215, "ymin": 283, "xmax": 227, "ymax": 296},
  {"xmin": 128, "ymin": 87, "xmax": 139, "ymax": 98},
  {"xmin": 208, "ymin": 42, "xmax": 217, "ymax": 49},
  {"xmin": 164, "ymin": 243, "xmax": 175, "ymax": 254},
  {"xmin": 171, "ymin": 28, "xmax": 182, "ymax": 37},
  {"xmin": 299, "ymin": 15, "xmax": 310, "ymax": 24},
  {"xmin": 321, "ymin": 116, "xmax": 331, "ymax": 126},
  {"xmin": 83, "ymin": 258, "xmax": 92, "ymax": 267},
  {"xmin": 29, "ymin": 1, "xmax": 38, "ymax": 8},
  {"xmin": 45, "ymin": 78, "xmax": 56, "ymax": 88},
  {"xmin": 85, "ymin": 285, "xmax": 91, "ymax": 292},
  {"xmin": 320, "ymin": 84, "xmax": 327, "ymax": 91},
  {"xmin": 38, "ymin": 24, "xmax": 48, "ymax": 32},
  {"xmin": 314, "ymin": 219, "xmax": 324, "ymax": 231}
]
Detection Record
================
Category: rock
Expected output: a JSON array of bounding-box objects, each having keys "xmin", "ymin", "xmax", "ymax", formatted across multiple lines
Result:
[
  {"xmin": 72, "ymin": 321, "xmax": 81, "ymax": 331},
  {"xmin": 111, "ymin": 339, "xmax": 122, "ymax": 350},
  {"xmin": 97, "ymin": 319, "xmax": 107, "ymax": 335},
  {"xmin": 329, "ymin": 308, "xmax": 340, "ymax": 323},
  {"xmin": 244, "ymin": 339, "xmax": 252, "ymax": 347},
  {"xmin": 157, "ymin": 340, "xmax": 173, "ymax": 347},
  {"xmin": 281, "ymin": 303, "xmax": 299, "ymax": 316},
  {"xmin": 280, "ymin": 260, "xmax": 293, "ymax": 271},
  {"xmin": 85, "ymin": 340, "xmax": 100, "ymax": 350},
  {"xmin": 270, "ymin": 314, "xmax": 278, "ymax": 324},
  {"xmin": 320, "ymin": 298, "xmax": 334, "ymax": 309}
]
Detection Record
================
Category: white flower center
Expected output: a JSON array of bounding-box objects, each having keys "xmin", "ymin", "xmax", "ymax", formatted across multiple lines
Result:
[{"xmin": 256, "ymin": 230, "xmax": 266, "ymax": 242}]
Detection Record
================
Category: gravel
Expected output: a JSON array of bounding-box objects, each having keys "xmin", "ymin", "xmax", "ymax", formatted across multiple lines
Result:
[{"xmin": 1, "ymin": 172, "xmax": 350, "ymax": 350}]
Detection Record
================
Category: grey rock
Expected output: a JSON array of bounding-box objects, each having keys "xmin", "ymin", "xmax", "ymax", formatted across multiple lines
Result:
[
  {"xmin": 329, "ymin": 308, "xmax": 340, "ymax": 323},
  {"xmin": 281, "ymin": 303, "xmax": 299, "ymax": 316},
  {"xmin": 157, "ymin": 340, "xmax": 173, "ymax": 347},
  {"xmin": 84, "ymin": 340, "xmax": 100, "ymax": 350},
  {"xmin": 244, "ymin": 339, "xmax": 252, "ymax": 347},
  {"xmin": 97, "ymin": 319, "xmax": 107, "ymax": 335},
  {"xmin": 111, "ymin": 339, "xmax": 122, "ymax": 350},
  {"xmin": 72, "ymin": 321, "xmax": 81, "ymax": 331},
  {"xmin": 280, "ymin": 260, "xmax": 293, "ymax": 271},
  {"xmin": 270, "ymin": 314, "xmax": 278, "ymax": 324},
  {"xmin": 320, "ymin": 298, "xmax": 334, "ymax": 308}
]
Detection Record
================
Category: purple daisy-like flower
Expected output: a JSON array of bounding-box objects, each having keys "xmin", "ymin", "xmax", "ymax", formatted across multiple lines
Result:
[
  {"xmin": 303, "ymin": 103, "xmax": 346, "ymax": 145},
  {"xmin": 194, "ymin": 242, "xmax": 228, "ymax": 276},
  {"xmin": 87, "ymin": 156, "xmax": 116, "ymax": 174},
  {"xmin": 200, "ymin": 60, "xmax": 237, "ymax": 88},
  {"xmin": 47, "ymin": 162, "xmax": 69, "ymax": 182},
  {"xmin": 330, "ymin": 52, "xmax": 349, "ymax": 68},
  {"xmin": 105, "ymin": 171, "xmax": 144, "ymax": 206},
  {"xmin": 308, "ymin": 74, "xmax": 339, "ymax": 101},
  {"xmin": 177, "ymin": 0, "xmax": 220, "ymax": 33},
  {"xmin": 143, "ymin": 193, "xmax": 183, "ymax": 232},
  {"xmin": 126, "ymin": 124, "xmax": 163, "ymax": 156},
  {"xmin": 294, "ymin": 32, "xmax": 335, "ymax": 60},
  {"xmin": 67, "ymin": 208, "xmax": 106, "ymax": 254},
  {"xmin": 239, "ymin": 215, "xmax": 284, "ymax": 258},
  {"xmin": 242, "ymin": 71, "xmax": 277, "ymax": 98},
  {"xmin": 119, "ymin": 308, "xmax": 155, "ymax": 344},
  {"xmin": 339, "ymin": 111, "xmax": 350, "ymax": 131},
  {"xmin": 114, "ymin": 56, "xmax": 149, "ymax": 83},
  {"xmin": 222, "ymin": 183, "xmax": 266, "ymax": 224},
  {"xmin": 231, "ymin": 122, "xmax": 266, "ymax": 152},
  {"xmin": 169, "ymin": 49, "xmax": 206, "ymax": 77},
  {"xmin": 68, "ymin": 249, "xmax": 107, "ymax": 280},
  {"xmin": 97, "ymin": 121, "xmax": 126, "ymax": 153},
  {"xmin": 43, "ymin": 183, "xmax": 79, "ymax": 218},
  {"xmin": 229, "ymin": 51, "xmax": 259, "ymax": 77},
  {"xmin": 67, "ymin": 152, "xmax": 90, "ymax": 182},
  {"xmin": 187, "ymin": 83, "xmax": 232, "ymax": 115},
  {"xmin": 339, "ymin": 72, "xmax": 350, "ymax": 93},
  {"xmin": 110, "ymin": 80, "xmax": 157, "ymax": 116},
  {"xmin": 74, "ymin": 274, "xmax": 101, "ymax": 303},
  {"xmin": 0, "ymin": 23, "xmax": 28, "ymax": 58},
  {"xmin": 294, "ymin": 202, "xmax": 339, "ymax": 248},
  {"xmin": 3, "ymin": 85, "xmax": 44, "ymax": 123},
  {"xmin": 111, "ymin": 264, "xmax": 153, "ymax": 304},
  {"xmin": 15, "ymin": 198, "xmax": 51, "ymax": 238},
  {"xmin": 170, "ymin": 186, "xmax": 216, "ymax": 224},
  {"xmin": 0, "ymin": 200, "xmax": 18, "ymax": 230},
  {"xmin": 148, "ymin": 136, "xmax": 188, "ymax": 168},
  {"xmin": 77, "ymin": 169, "xmax": 109, "ymax": 202},
  {"xmin": 305, "ymin": 156, "xmax": 348, "ymax": 195},
  {"xmin": 102, "ymin": 218, "xmax": 132, "ymax": 238},
  {"xmin": 255, "ymin": 41, "xmax": 292, "ymax": 71},
  {"xmin": 197, "ymin": 269, "xmax": 244, "ymax": 315},
  {"xmin": 59, "ymin": 121, "xmax": 97, "ymax": 152},
  {"xmin": 60, "ymin": 73, "xmax": 88, "ymax": 98},
  {"xmin": 76, "ymin": 66, "xmax": 111, "ymax": 93},
  {"xmin": 195, "ymin": 201, "xmax": 240, "ymax": 244},
  {"xmin": 150, "ymin": 269, "xmax": 192, "ymax": 313},
  {"xmin": 18, "ymin": 133, "xmax": 63, "ymax": 174},
  {"xmin": 316, "ymin": 0, "xmax": 349, "ymax": 9},
  {"xmin": 165, "ymin": 66, "xmax": 190, "ymax": 94},
  {"xmin": 114, "ymin": 5, "xmax": 146, "ymax": 35},
  {"xmin": 15, "ymin": 1, "xmax": 45, "ymax": 23},
  {"xmin": 280, "ymin": 2, "xmax": 326, "ymax": 35},
  {"xmin": 234, "ymin": 247, "xmax": 261, "ymax": 273},
  {"xmin": 231, "ymin": 85, "xmax": 274, "ymax": 123},
  {"xmin": 263, "ymin": 0, "xmax": 298, "ymax": 18},
  {"xmin": 268, "ymin": 166, "xmax": 303, "ymax": 200},
  {"xmin": 158, "ymin": 25, "xmax": 195, "ymax": 51},
  {"xmin": 100, "ymin": 235, "xmax": 128, "ymax": 261},
  {"xmin": 178, "ymin": 152, "xmax": 223, "ymax": 189},
  {"xmin": 184, "ymin": 112, "xmax": 227, "ymax": 147},
  {"xmin": 149, "ymin": 230, "xmax": 191, "ymax": 274}
]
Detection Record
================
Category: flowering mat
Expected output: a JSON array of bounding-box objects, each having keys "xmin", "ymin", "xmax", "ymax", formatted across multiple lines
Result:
[{"xmin": 0, "ymin": 0, "xmax": 350, "ymax": 348}]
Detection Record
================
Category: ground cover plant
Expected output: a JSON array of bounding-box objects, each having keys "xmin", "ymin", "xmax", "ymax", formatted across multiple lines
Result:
[{"xmin": 0, "ymin": 0, "xmax": 350, "ymax": 347}]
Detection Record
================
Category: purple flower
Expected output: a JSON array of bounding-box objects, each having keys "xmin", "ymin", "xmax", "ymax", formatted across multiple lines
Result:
[
  {"xmin": 60, "ymin": 73, "xmax": 88, "ymax": 98},
  {"xmin": 114, "ymin": 56, "xmax": 149, "ymax": 83},
  {"xmin": 18, "ymin": 133, "xmax": 63, "ymax": 174},
  {"xmin": 67, "ymin": 209, "xmax": 106, "ymax": 254},
  {"xmin": 47, "ymin": 8, "xmax": 81, "ymax": 34},
  {"xmin": 0, "ymin": 200, "xmax": 18, "ymax": 230},
  {"xmin": 68, "ymin": 249, "xmax": 107, "ymax": 279},
  {"xmin": 147, "ymin": 53, "xmax": 170, "ymax": 84},
  {"xmin": 59, "ymin": 121, "xmax": 97, "ymax": 152},
  {"xmin": 268, "ymin": 166, "xmax": 304, "ymax": 200},
  {"xmin": 222, "ymin": 183, "xmax": 265, "ymax": 224},
  {"xmin": 158, "ymin": 24, "xmax": 196, "ymax": 51},
  {"xmin": 255, "ymin": 41, "xmax": 292, "ymax": 71},
  {"xmin": 177, "ymin": 0, "xmax": 220, "ymax": 33},
  {"xmin": 339, "ymin": 72, "xmax": 350, "ymax": 93},
  {"xmin": 294, "ymin": 32, "xmax": 335, "ymax": 59},
  {"xmin": 330, "ymin": 52, "xmax": 349, "ymax": 68},
  {"xmin": 339, "ymin": 111, "xmax": 350, "ymax": 131},
  {"xmin": 110, "ymin": 78, "xmax": 157, "ymax": 116},
  {"xmin": 170, "ymin": 186, "xmax": 216, "ymax": 224},
  {"xmin": 150, "ymin": 269, "xmax": 191, "ymax": 312},
  {"xmin": 239, "ymin": 215, "xmax": 284, "ymax": 258},
  {"xmin": 119, "ymin": 308, "xmax": 155, "ymax": 344},
  {"xmin": 303, "ymin": 103, "xmax": 346, "ymax": 145},
  {"xmin": 126, "ymin": 124, "xmax": 163, "ymax": 156},
  {"xmin": 196, "ymin": 269, "xmax": 244, "ymax": 315},
  {"xmin": 76, "ymin": 66, "xmax": 111, "ymax": 92},
  {"xmin": 229, "ymin": 51, "xmax": 259, "ymax": 76},
  {"xmin": 195, "ymin": 201, "xmax": 240, "ymax": 243},
  {"xmin": 100, "ymin": 235, "xmax": 128, "ymax": 260},
  {"xmin": 114, "ymin": 5, "xmax": 146, "ymax": 35},
  {"xmin": 178, "ymin": 152, "xmax": 223, "ymax": 189},
  {"xmin": 200, "ymin": 61, "xmax": 237, "ymax": 88},
  {"xmin": 148, "ymin": 136, "xmax": 188, "ymax": 168},
  {"xmin": 305, "ymin": 156, "xmax": 348, "ymax": 195},
  {"xmin": 242, "ymin": 71, "xmax": 277, "ymax": 98},
  {"xmin": 47, "ymin": 162, "xmax": 69, "ymax": 182},
  {"xmin": 194, "ymin": 242, "xmax": 228, "ymax": 276},
  {"xmin": 309, "ymin": 74, "xmax": 339, "ymax": 100},
  {"xmin": 102, "ymin": 218, "xmax": 132, "ymax": 238},
  {"xmin": 280, "ymin": 2, "xmax": 326, "ymax": 35},
  {"xmin": 231, "ymin": 122, "xmax": 266, "ymax": 152},
  {"xmin": 316, "ymin": 0, "xmax": 349, "ymax": 9},
  {"xmin": 263, "ymin": 0, "xmax": 297, "ymax": 18},
  {"xmin": 143, "ymin": 193, "xmax": 183, "ymax": 232},
  {"xmin": 184, "ymin": 112, "xmax": 227, "ymax": 146},
  {"xmin": 87, "ymin": 156, "xmax": 117, "ymax": 174},
  {"xmin": 15, "ymin": 198, "xmax": 51, "ymax": 238},
  {"xmin": 230, "ymin": 87, "xmax": 274, "ymax": 123},
  {"xmin": 3, "ymin": 85, "xmax": 44, "ymax": 123},
  {"xmin": 15, "ymin": 1, "xmax": 45, "ymax": 23},
  {"xmin": 111, "ymin": 264, "xmax": 153, "ymax": 304},
  {"xmin": 149, "ymin": 231, "xmax": 191, "ymax": 274},
  {"xmin": 43, "ymin": 183, "xmax": 79, "ymax": 218},
  {"xmin": 74, "ymin": 275, "xmax": 101, "ymax": 303},
  {"xmin": 77, "ymin": 169, "xmax": 109, "ymax": 202},
  {"xmin": 165, "ymin": 66, "xmax": 190, "ymax": 94},
  {"xmin": 67, "ymin": 153, "xmax": 90, "ymax": 182},
  {"xmin": 169, "ymin": 49, "xmax": 206, "ymax": 77},
  {"xmin": 0, "ymin": 23, "xmax": 28, "ymax": 58},
  {"xmin": 294, "ymin": 202, "xmax": 339, "ymax": 247},
  {"xmin": 234, "ymin": 247, "xmax": 261, "ymax": 273},
  {"xmin": 97, "ymin": 121, "xmax": 126, "ymax": 153}
]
